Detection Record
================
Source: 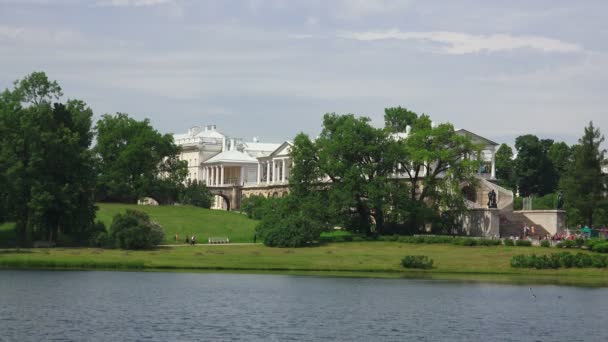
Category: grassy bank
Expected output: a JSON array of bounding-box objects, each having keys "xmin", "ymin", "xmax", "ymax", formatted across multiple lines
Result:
[
  {"xmin": 2, "ymin": 242, "xmax": 607, "ymax": 286},
  {"xmin": 97, "ymin": 203, "xmax": 258, "ymax": 244},
  {"xmin": 1, "ymin": 204, "xmax": 258, "ymax": 246}
]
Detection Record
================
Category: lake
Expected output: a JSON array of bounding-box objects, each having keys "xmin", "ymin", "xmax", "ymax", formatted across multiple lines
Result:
[{"xmin": 1, "ymin": 270, "xmax": 607, "ymax": 341}]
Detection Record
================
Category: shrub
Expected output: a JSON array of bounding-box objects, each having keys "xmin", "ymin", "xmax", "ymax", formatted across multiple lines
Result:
[
  {"xmin": 478, "ymin": 239, "xmax": 502, "ymax": 246},
  {"xmin": 511, "ymin": 252, "xmax": 608, "ymax": 269},
  {"xmin": 515, "ymin": 240, "xmax": 532, "ymax": 247},
  {"xmin": 540, "ymin": 240, "xmax": 551, "ymax": 248},
  {"xmin": 585, "ymin": 238, "xmax": 604, "ymax": 250},
  {"xmin": 110, "ymin": 210, "xmax": 165, "ymax": 250},
  {"xmin": 574, "ymin": 237, "xmax": 585, "ymax": 248},
  {"xmin": 401, "ymin": 255, "xmax": 434, "ymax": 269},
  {"xmin": 557, "ymin": 240, "xmax": 576, "ymax": 248},
  {"xmin": 592, "ymin": 242, "xmax": 608, "ymax": 253},
  {"xmin": 178, "ymin": 180, "xmax": 212, "ymax": 208},
  {"xmin": 256, "ymin": 194, "xmax": 328, "ymax": 248},
  {"xmin": 503, "ymin": 239, "xmax": 515, "ymax": 246}
]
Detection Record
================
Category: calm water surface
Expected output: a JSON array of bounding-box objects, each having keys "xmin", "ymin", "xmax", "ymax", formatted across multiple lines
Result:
[{"xmin": 1, "ymin": 270, "xmax": 607, "ymax": 341}]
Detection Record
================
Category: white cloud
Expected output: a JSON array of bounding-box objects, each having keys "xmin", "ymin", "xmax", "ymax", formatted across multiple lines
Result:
[
  {"xmin": 336, "ymin": 0, "xmax": 413, "ymax": 18},
  {"xmin": 96, "ymin": 0, "xmax": 172, "ymax": 7},
  {"xmin": 341, "ymin": 29, "xmax": 582, "ymax": 54},
  {"xmin": 0, "ymin": 25, "xmax": 84, "ymax": 45}
]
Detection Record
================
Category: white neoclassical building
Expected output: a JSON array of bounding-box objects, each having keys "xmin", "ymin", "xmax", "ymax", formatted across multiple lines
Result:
[
  {"xmin": 173, "ymin": 125, "xmax": 293, "ymax": 209},
  {"xmin": 173, "ymin": 124, "xmax": 498, "ymax": 210}
]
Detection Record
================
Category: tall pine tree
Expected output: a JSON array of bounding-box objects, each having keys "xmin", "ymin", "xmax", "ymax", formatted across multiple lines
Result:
[{"xmin": 560, "ymin": 122, "xmax": 607, "ymax": 227}]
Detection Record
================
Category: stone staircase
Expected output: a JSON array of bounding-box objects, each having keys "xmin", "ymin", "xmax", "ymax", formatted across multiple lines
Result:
[{"xmin": 474, "ymin": 176, "xmax": 550, "ymax": 238}]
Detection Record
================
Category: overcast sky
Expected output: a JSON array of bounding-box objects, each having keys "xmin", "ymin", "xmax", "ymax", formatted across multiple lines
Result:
[{"xmin": 1, "ymin": 0, "xmax": 607, "ymax": 145}]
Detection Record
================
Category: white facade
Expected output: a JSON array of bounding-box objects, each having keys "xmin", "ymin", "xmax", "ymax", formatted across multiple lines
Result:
[
  {"xmin": 173, "ymin": 126, "xmax": 290, "ymax": 189},
  {"xmin": 173, "ymin": 124, "xmax": 499, "ymax": 195}
]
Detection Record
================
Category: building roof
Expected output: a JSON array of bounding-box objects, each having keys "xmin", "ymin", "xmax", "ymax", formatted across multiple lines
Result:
[
  {"xmin": 243, "ymin": 142, "xmax": 281, "ymax": 151},
  {"xmin": 456, "ymin": 129, "xmax": 499, "ymax": 146},
  {"xmin": 203, "ymin": 150, "xmax": 258, "ymax": 164},
  {"xmin": 269, "ymin": 141, "xmax": 293, "ymax": 157}
]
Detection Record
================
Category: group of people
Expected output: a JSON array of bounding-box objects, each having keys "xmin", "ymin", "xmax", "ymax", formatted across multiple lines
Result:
[
  {"xmin": 174, "ymin": 234, "xmax": 197, "ymax": 245},
  {"xmin": 522, "ymin": 224, "xmax": 537, "ymax": 239}
]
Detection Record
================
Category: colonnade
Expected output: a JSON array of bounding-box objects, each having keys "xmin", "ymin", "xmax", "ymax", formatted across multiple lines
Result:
[
  {"xmin": 256, "ymin": 158, "xmax": 289, "ymax": 185},
  {"xmin": 203, "ymin": 165, "xmax": 225, "ymax": 186}
]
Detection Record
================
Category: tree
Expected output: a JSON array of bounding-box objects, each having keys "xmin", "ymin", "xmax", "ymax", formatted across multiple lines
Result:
[
  {"xmin": 560, "ymin": 122, "xmax": 607, "ymax": 227},
  {"xmin": 308, "ymin": 113, "xmax": 393, "ymax": 235},
  {"xmin": 387, "ymin": 114, "xmax": 481, "ymax": 233},
  {"xmin": 495, "ymin": 143, "xmax": 516, "ymax": 189},
  {"xmin": 178, "ymin": 180, "xmax": 212, "ymax": 208},
  {"xmin": 384, "ymin": 106, "xmax": 418, "ymax": 133},
  {"xmin": 94, "ymin": 113, "xmax": 187, "ymax": 204},
  {"xmin": 548, "ymin": 141, "xmax": 572, "ymax": 184},
  {"xmin": 110, "ymin": 209, "xmax": 165, "ymax": 249},
  {"xmin": 255, "ymin": 193, "xmax": 329, "ymax": 247},
  {"xmin": 0, "ymin": 72, "xmax": 97, "ymax": 246},
  {"xmin": 288, "ymin": 110, "xmax": 480, "ymax": 236},
  {"xmin": 514, "ymin": 135, "xmax": 558, "ymax": 196}
]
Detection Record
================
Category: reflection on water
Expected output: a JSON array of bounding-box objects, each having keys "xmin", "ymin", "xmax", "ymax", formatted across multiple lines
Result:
[{"xmin": 1, "ymin": 270, "xmax": 607, "ymax": 341}]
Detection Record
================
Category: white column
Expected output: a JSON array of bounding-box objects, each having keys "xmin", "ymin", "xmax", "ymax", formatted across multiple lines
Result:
[
  {"xmin": 214, "ymin": 166, "xmax": 218, "ymax": 185},
  {"xmin": 257, "ymin": 163, "xmax": 261, "ymax": 184},
  {"xmin": 281, "ymin": 159, "xmax": 286, "ymax": 182},
  {"xmin": 266, "ymin": 161, "xmax": 270, "ymax": 184},
  {"xmin": 490, "ymin": 148, "xmax": 496, "ymax": 179},
  {"xmin": 240, "ymin": 166, "xmax": 245, "ymax": 185},
  {"xmin": 271, "ymin": 160, "xmax": 276, "ymax": 183},
  {"xmin": 203, "ymin": 167, "xmax": 207, "ymax": 185},
  {"xmin": 220, "ymin": 165, "xmax": 225, "ymax": 186}
]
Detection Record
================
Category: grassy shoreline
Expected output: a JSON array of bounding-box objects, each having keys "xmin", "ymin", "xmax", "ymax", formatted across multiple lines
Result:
[{"xmin": 2, "ymin": 242, "xmax": 608, "ymax": 287}]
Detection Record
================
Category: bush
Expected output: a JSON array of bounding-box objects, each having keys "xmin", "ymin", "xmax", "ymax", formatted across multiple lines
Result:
[
  {"xmin": 256, "ymin": 194, "xmax": 328, "ymax": 248},
  {"xmin": 178, "ymin": 180, "xmax": 212, "ymax": 208},
  {"xmin": 401, "ymin": 255, "xmax": 434, "ymax": 269},
  {"xmin": 478, "ymin": 239, "xmax": 502, "ymax": 246},
  {"xmin": 515, "ymin": 240, "xmax": 532, "ymax": 247},
  {"xmin": 540, "ymin": 240, "xmax": 551, "ymax": 248},
  {"xmin": 574, "ymin": 237, "xmax": 585, "ymax": 248},
  {"xmin": 591, "ymin": 242, "xmax": 608, "ymax": 253},
  {"xmin": 110, "ymin": 210, "xmax": 165, "ymax": 249},
  {"xmin": 511, "ymin": 252, "xmax": 608, "ymax": 269},
  {"xmin": 503, "ymin": 239, "xmax": 515, "ymax": 246},
  {"xmin": 557, "ymin": 240, "xmax": 576, "ymax": 248}
]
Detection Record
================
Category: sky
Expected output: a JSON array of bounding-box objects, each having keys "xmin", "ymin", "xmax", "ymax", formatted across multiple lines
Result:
[{"xmin": 1, "ymin": 0, "xmax": 607, "ymax": 145}]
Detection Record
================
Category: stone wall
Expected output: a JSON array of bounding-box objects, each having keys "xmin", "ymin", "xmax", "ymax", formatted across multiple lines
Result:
[
  {"xmin": 462, "ymin": 208, "xmax": 500, "ymax": 238},
  {"xmin": 241, "ymin": 185, "xmax": 289, "ymax": 199},
  {"xmin": 511, "ymin": 210, "xmax": 566, "ymax": 236}
]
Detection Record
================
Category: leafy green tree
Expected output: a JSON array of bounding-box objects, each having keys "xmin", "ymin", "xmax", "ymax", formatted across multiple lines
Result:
[
  {"xmin": 0, "ymin": 72, "xmax": 97, "ymax": 246},
  {"xmin": 495, "ymin": 143, "xmax": 516, "ymax": 189},
  {"xmin": 110, "ymin": 209, "xmax": 164, "ymax": 249},
  {"xmin": 178, "ymin": 180, "xmax": 212, "ymax": 208},
  {"xmin": 387, "ymin": 114, "xmax": 481, "ymax": 233},
  {"xmin": 548, "ymin": 141, "xmax": 572, "ymax": 184},
  {"xmin": 560, "ymin": 122, "xmax": 607, "ymax": 227},
  {"xmin": 255, "ymin": 193, "xmax": 329, "ymax": 247},
  {"xmin": 514, "ymin": 135, "xmax": 558, "ymax": 196},
  {"xmin": 94, "ymin": 113, "xmax": 187, "ymax": 204},
  {"xmin": 312, "ymin": 113, "xmax": 393, "ymax": 235},
  {"xmin": 384, "ymin": 106, "xmax": 418, "ymax": 133}
]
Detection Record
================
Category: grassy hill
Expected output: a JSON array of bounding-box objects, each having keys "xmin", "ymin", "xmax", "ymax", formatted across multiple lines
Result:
[
  {"xmin": 97, "ymin": 203, "xmax": 258, "ymax": 244},
  {"xmin": 1, "ymin": 204, "xmax": 259, "ymax": 246}
]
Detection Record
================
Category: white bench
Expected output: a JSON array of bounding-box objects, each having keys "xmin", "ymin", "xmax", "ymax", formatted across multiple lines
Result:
[{"xmin": 208, "ymin": 237, "xmax": 230, "ymax": 244}]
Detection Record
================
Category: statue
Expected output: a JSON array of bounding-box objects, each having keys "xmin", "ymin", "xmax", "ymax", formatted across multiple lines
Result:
[
  {"xmin": 557, "ymin": 191, "xmax": 564, "ymax": 210},
  {"xmin": 487, "ymin": 189, "xmax": 497, "ymax": 209}
]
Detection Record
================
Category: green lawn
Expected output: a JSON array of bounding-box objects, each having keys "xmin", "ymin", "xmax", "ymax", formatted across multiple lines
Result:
[
  {"xmin": 2, "ymin": 242, "xmax": 607, "ymax": 286},
  {"xmin": 0, "ymin": 203, "xmax": 259, "ymax": 246},
  {"xmin": 96, "ymin": 203, "xmax": 258, "ymax": 244}
]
